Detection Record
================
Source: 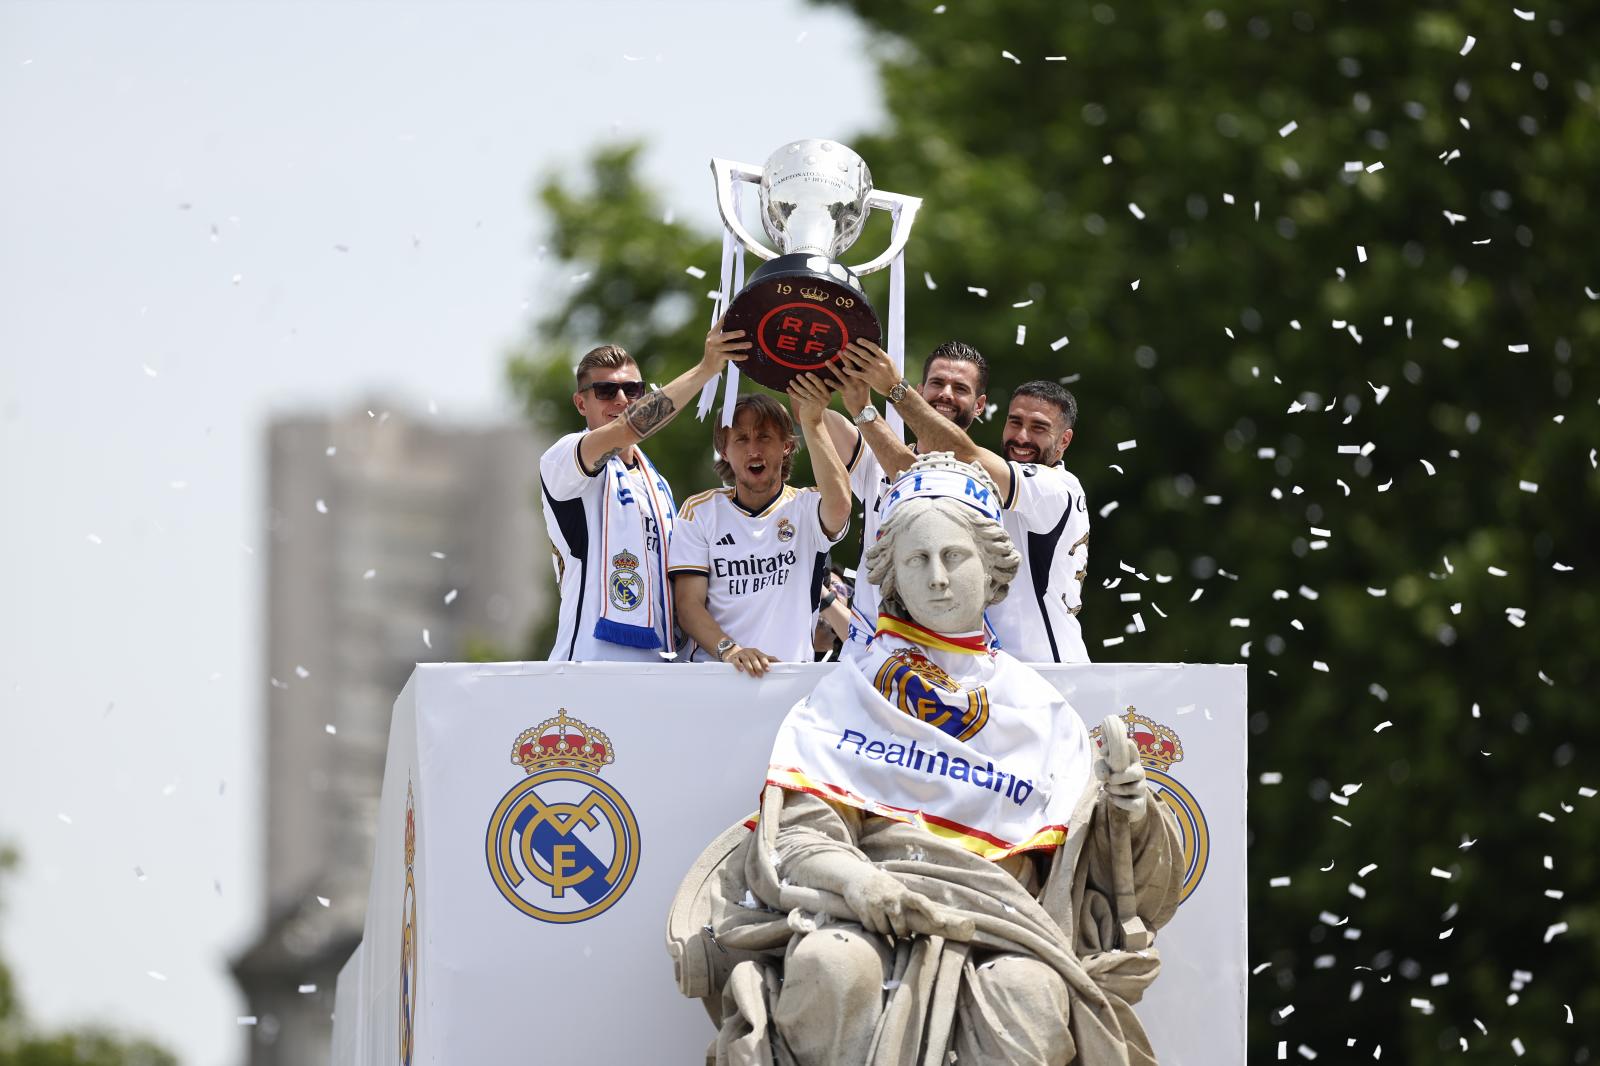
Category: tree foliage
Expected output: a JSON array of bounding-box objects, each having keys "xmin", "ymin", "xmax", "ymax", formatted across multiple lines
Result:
[{"xmin": 511, "ymin": 1, "xmax": 1598, "ymax": 1057}]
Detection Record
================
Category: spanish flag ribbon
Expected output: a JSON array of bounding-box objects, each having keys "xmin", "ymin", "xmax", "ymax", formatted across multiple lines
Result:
[{"xmin": 876, "ymin": 614, "xmax": 989, "ymax": 656}]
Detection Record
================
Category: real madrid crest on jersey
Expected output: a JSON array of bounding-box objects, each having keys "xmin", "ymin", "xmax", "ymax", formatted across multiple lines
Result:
[
  {"xmin": 608, "ymin": 550, "xmax": 643, "ymax": 612},
  {"xmin": 873, "ymin": 648, "xmax": 991, "ymax": 743},
  {"xmin": 776, "ymin": 516, "xmax": 796, "ymax": 542},
  {"xmin": 1091, "ymin": 709, "xmax": 1208, "ymax": 903},
  {"xmin": 485, "ymin": 710, "xmax": 641, "ymax": 924}
]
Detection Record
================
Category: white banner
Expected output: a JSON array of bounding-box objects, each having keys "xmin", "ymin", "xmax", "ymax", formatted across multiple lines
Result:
[{"xmin": 333, "ymin": 662, "xmax": 1245, "ymax": 1065}]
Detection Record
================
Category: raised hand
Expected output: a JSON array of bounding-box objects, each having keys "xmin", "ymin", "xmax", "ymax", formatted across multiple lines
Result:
[
  {"xmin": 836, "ymin": 339, "xmax": 902, "ymax": 396},
  {"xmin": 786, "ymin": 372, "xmax": 835, "ymax": 424},
  {"xmin": 702, "ymin": 319, "xmax": 752, "ymax": 374}
]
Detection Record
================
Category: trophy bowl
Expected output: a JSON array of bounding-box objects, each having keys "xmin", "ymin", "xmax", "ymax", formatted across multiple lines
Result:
[{"xmin": 716, "ymin": 140, "xmax": 884, "ymax": 391}]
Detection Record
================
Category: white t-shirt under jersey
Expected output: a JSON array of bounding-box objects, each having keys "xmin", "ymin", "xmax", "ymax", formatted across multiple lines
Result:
[
  {"xmin": 539, "ymin": 430, "xmax": 675, "ymax": 663},
  {"xmin": 668, "ymin": 484, "xmax": 846, "ymax": 662},
  {"xmin": 987, "ymin": 459, "xmax": 1091, "ymax": 664}
]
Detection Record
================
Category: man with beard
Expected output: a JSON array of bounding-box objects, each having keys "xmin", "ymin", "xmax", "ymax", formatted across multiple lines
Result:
[
  {"xmin": 816, "ymin": 340, "xmax": 992, "ymax": 636},
  {"xmin": 829, "ymin": 341, "xmax": 1090, "ymax": 663},
  {"xmin": 669, "ymin": 376, "xmax": 852, "ymax": 675}
]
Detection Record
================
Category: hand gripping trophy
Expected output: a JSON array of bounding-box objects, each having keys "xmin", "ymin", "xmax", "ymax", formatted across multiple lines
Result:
[{"xmin": 710, "ymin": 139, "xmax": 922, "ymax": 392}]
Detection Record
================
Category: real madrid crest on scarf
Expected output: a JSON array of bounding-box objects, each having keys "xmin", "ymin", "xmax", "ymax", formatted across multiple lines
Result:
[{"xmin": 485, "ymin": 710, "xmax": 641, "ymax": 923}]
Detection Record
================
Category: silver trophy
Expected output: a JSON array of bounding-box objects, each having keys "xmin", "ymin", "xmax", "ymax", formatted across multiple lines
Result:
[{"xmin": 711, "ymin": 139, "xmax": 922, "ymax": 390}]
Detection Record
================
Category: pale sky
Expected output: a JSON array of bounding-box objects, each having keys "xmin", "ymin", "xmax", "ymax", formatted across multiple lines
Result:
[{"xmin": 0, "ymin": 3, "xmax": 880, "ymax": 1063}]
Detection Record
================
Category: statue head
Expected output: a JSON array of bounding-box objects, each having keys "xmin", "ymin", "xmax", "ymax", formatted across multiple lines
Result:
[{"xmin": 864, "ymin": 454, "xmax": 1021, "ymax": 634}]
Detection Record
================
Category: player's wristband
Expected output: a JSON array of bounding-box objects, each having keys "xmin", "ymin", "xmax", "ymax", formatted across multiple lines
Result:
[{"xmin": 819, "ymin": 589, "xmax": 838, "ymax": 611}]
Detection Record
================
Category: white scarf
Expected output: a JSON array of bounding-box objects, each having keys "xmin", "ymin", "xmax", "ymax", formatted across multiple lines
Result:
[
  {"xmin": 767, "ymin": 615, "xmax": 1092, "ymax": 860},
  {"xmin": 594, "ymin": 450, "xmax": 677, "ymax": 651}
]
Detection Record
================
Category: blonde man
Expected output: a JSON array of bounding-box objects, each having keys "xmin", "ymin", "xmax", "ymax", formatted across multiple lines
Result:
[{"xmin": 539, "ymin": 326, "xmax": 748, "ymax": 661}]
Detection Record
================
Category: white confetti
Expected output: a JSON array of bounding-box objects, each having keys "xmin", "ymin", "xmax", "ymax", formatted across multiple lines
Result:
[
  {"xmin": 1518, "ymin": 480, "xmax": 1538, "ymax": 493},
  {"xmin": 1279, "ymin": 121, "xmax": 1299, "ymax": 138},
  {"xmin": 1460, "ymin": 34, "xmax": 1476, "ymax": 55},
  {"xmin": 317, "ymin": 895, "xmax": 331, "ymax": 907},
  {"xmin": 1050, "ymin": 335, "xmax": 1070, "ymax": 351},
  {"xmin": 967, "ymin": 286, "xmax": 989, "ymax": 297},
  {"xmin": 1543, "ymin": 922, "xmax": 1567, "ymax": 943},
  {"xmin": 1508, "ymin": 343, "xmax": 1529, "ymax": 353},
  {"xmin": 444, "ymin": 588, "xmax": 458, "ymax": 604},
  {"xmin": 1130, "ymin": 279, "xmax": 1140, "ymax": 291},
  {"xmin": 1279, "ymin": 1004, "xmax": 1296, "ymax": 1018},
  {"xmin": 1260, "ymin": 772, "xmax": 1284, "ymax": 785},
  {"xmin": 1512, "ymin": 8, "xmax": 1535, "ymax": 20},
  {"xmin": 1487, "ymin": 566, "xmax": 1508, "ymax": 577},
  {"xmin": 1374, "ymin": 721, "xmax": 1393, "ymax": 732},
  {"xmin": 1000, "ymin": 49, "xmax": 1021, "ymax": 64},
  {"xmin": 1420, "ymin": 459, "xmax": 1436, "ymax": 475},
  {"xmin": 1356, "ymin": 245, "xmax": 1367, "ymax": 263},
  {"xmin": 1015, "ymin": 325, "xmax": 1027, "ymax": 345},
  {"xmin": 1102, "ymin": 636, "xmax": 1125, "ymax": 647},
  {"xmin": 1128, "ymin": 203, "xmax": 1145, "ymax": 220},
  {"xmin": 422, "ymin": 628, "xmax": 432, "ymax": 648},
  {"xmin": 315, "ymin": 499, "xmax": 328, "ymax": 514},
  {"xmin": 363, "ymin": 568, "xmax": 377, "ymax": 579},
  {"xmin": 1117, "ymin": 439, "xmax": 1137, "ymax": 451},
  {"xmin": 237, "ymin": 1016, "xmax": 258, "ymax": 1025},
  {"xmin": 684, "ymin": 265, "xmax": 706, "ymax": 279},
  {"xmin": 298, "ymin": 983, "xmax": 318, "ymax": 993},
  {"xmin": 1366, "ymin": 162, "xmax": 1384, "ymax": 173},
  {"xmin": 1313, "ymin": 661, "xmax": 1329, "ymax": 673},
  {"xmin": 1099, "ymin": 500, "xmax": 1120, "ymax": 517},
  {"xmin": 923, "ymin": 272, "xmax": 937, "ymax": 290},
  {"xmin": 148, "ymin": 971, "xmax": 167, "ymax": 982},
  {"xmin": 1430, "ymin": 867, "xmax": 1452, "ymax": 880},
  {"xmin": 325, "ymin": 724, "xmax": 337, "ymax": 735}
]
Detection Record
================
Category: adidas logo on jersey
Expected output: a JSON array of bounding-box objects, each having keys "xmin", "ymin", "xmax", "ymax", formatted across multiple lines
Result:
[{"xmin": 716, "ymin": 533, "xmax": 736, "ymax": 546}]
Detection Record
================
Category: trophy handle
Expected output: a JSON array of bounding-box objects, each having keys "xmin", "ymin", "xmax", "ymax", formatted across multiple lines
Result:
[
  {"xmin": 847, "ymin": 190, "xmax": 923, "ymax": 276},
  {"xmin": 710, "ymin": 157, "xmax": 780, "ymax": 263}
]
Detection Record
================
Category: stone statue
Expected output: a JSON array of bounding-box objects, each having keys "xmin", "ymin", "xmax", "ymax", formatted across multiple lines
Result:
[{"xmin": 668, "ymin": 454, "xmax": 1183, "ymax": 1066}]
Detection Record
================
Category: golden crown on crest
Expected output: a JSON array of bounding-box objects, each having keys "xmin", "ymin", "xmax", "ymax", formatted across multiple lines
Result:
[
  {"xmin": 1091, "ymin": 707, "xmax": 1184, "ymax": 770},
  {"xmin": 511, "ymin": 709, "xmax": 615, "ymax": 775}
]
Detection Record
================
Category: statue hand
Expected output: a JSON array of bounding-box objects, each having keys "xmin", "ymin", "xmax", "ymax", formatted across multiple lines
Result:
[
  {"xmin": 844, "ymin": 869, "xmax": 972, "ymax": 940},
  {"xmin": 1095, "ymin": 756, "xmax": 1149, "ymax": 821}
]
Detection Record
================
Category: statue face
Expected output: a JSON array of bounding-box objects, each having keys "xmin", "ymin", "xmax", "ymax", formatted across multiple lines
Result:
[{"xmin": 889, "ymin": 506, "xmax": 987, "ymax": 633}]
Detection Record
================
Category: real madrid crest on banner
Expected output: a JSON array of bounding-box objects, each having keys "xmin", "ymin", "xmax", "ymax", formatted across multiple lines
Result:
[
  {"xmin": 1092, "ymin": 709, "xmax": 1209, "ymax": 904},
  {"xmin": 485, "ymin": 710, "xmax": 641, "ymax": 924},
  {"xmin": 398, "ymin": 780, "xmax": 418, "ymax": 1064}
]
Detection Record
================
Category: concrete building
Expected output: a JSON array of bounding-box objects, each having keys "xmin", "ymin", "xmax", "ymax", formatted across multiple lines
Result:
[{"xmin": 232, "ymin": 403, "xmax": 546, "ymax": 1065}]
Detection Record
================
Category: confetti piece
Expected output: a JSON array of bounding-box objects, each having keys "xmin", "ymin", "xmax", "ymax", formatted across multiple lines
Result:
[
  {"xmin": 1508, "ymin": 343, "xmax": 1529, "ymax": 353},
  {"xmin": 1543, "ymin": 922, "xmax": 1567, "ymax": 943},
  {"xmin": 967, "ymin": 286, "xmax": 989, "ymax": 297},
  {"xmin": 1373, "ymin": 721, "xmax": 1393, "ymax": 733},
  {"xmin": 1313, "ymin": 661, "xmax": 1330, "ymax": 673},
  {"xmin": 1128, "ymin": 203, "xmax": 1145, "ymax": 220},
  {"xmin": 317, "ymin": 896, "xmax": 331, "ymax": 907},
  {"xmin": 1015, "ymin": 325, "xmax": 1027, "ymax": 345},
  {"xmin": 1356, "ymin": 245, "xmax": 1367, "ymax": 263},
  {"xmin": 1278, "ymin": 121, "xmax": 1298, "ymax": 138},
  {"xmin": 1519, "ymin": 480, "xmax": 1538, "ymax": 493},
  {"xmin": 86, "ymin": 534, "xmax": 102, "ymax": 545},
  {"xmin": 325, "ymin": 724, "xmax": 337, "ymax": 735},
  {"xmin": 1460, "ymin": 35, "xmax": 1476, "ymax": 55},
  {"xmin": 1012, "ymin": 299, "xmax": 1034, "ymax": 308},
  {"xmin": 1117, "ymin": 439, "xmax": 1137, "ymax": 451},
  {"xmin": 1487, "ymin": 566, "xmax": 1508, "ymax": 577},
  {"xmin": 1130, "ymin": 279, "xmax": 1140, "ymax": 290},
  {"xmin": 422, "ymin": 628, "xmax": 432, "ymax": 648},
  {"xmin": 298, "ymin": 983, "xmax": 318, "ymax": 993},
  {"xmin": 1512, "ymin": 8, "xmax": 1535, "ymax": 19},
  {"xmin": 315, "ymin": 499, "xmax": 328, "ymax": 514},
  {"xmin": 1102, "ymin": 636, "xmax": 1124, "ymax": 647},
  {"xmin": 1278, "ymin": 1004, "xmax": 1296, "ymax": 1018},
  {"xmin": 923, "ymin": 272, "xmax": 937, "ymax": 290},
  {"xmin": 1430, "ymin": 867, "xmax": 1452, "ymax": 879},
  {"xmin": 1420, "ymin": 460, "xmax": 1436, "ymax": 475},
  {"xmin": 1099, "ymin": 500, "xmax": 1120, "ymax": 517},
  {"xmin": 1365, "ymin": 162, "xmax": 1384, "ymax": 173},
  {"xmin": 1260, "ymin": 772, "xmax": 1283, "ymax": 784},
  {"xmin": 148, "ymin": 971, "xmax": 167, "ymax": 982},
  {"xmin": 237, "ymin": 1017, "xmax": 258, "ymax": 1025},
  {"xmin": 1050, "ymin": 336, "xmax": 1069, "ymax": 351},
  {"xmin": 1000, "ymin": 49, "xmax": 1021, "ymax": 64},
  {"xmin": 363, "ymin": 568, "xmax": 377, "ymax": 579},
  {"xmin": 684, "ymin": 266, "xmax": 706, "ymax": 279}
]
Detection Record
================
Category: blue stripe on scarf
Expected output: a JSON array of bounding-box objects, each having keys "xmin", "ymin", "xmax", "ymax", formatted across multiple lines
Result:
[{"xmin": 594, "ymin": 617, "xmax": 662, "ymax": 650}]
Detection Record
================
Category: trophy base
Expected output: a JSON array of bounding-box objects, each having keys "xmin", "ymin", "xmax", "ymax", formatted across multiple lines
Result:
[{"xmin": 722, "ymin": 253, "xmax": 880, "ymax": 392}]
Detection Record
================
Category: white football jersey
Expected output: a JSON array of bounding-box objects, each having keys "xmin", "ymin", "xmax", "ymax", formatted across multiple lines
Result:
[
  {"xmin": 668, "ymin": 485, "xmax": 847, "ymax": 662},
  {"xmin": 539, "ymin": 431, "xmax": 676, "ymax": 663},
  {"xmin": 845, "ymin": 434, "xmax": 893, "ymax": 637},
  {"xmin": 987, "ymin": 459, "xmax": 1091, "ymax": 663}
]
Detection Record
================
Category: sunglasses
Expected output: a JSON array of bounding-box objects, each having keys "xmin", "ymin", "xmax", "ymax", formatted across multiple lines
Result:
[{"xmin": 580, "ymin": 380, "xmax": 646, "ymax": 401}]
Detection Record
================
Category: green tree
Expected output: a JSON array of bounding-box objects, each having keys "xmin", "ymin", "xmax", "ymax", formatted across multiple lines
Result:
[
  {"xmin": 0, "ymin": 847, "xmax": 177, "ymax": 1066},
  {"xmin": 511, "ymin": 1, "xmax": 1598, "ymax": 1058}
]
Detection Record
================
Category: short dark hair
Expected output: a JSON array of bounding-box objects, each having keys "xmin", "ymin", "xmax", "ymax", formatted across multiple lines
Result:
[
  {"xmin": 712, "ymin": 394, "xmax": 796, "ymax": 486},
  {"xmin": 1011, "ymin": 380, "xmax": 1078, "ymax": 430},
  {"xmin": 574, "ymin": 344, "xmax": 636, "ymax": 388},
  {"xmin": 920, "ymin": 340, "xmax": 989, "ymax": 395}
]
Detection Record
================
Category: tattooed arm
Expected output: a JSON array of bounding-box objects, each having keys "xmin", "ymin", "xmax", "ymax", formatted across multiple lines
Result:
[{"xmin": 576, "ymin": 324, "xmax": 750, "ymax": 472}]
